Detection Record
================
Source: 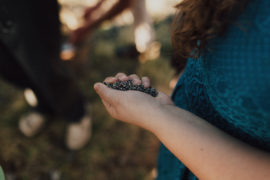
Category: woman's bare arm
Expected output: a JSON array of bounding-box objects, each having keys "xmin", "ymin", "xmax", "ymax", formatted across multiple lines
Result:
[{"xmin": 94, "ymin": 73, "xmax": 270, "ymax": 180}]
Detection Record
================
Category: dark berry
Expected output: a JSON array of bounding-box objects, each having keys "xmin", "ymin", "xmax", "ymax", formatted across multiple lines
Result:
[{"xmin": 103, "ymin": 80, "xmax": 158, "ymax": 97}]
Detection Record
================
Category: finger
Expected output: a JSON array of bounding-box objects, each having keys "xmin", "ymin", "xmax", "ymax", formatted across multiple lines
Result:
[
  {"xmin": 142, "ymin": 76, "xmax": 150, "ymax": 88},
  {"xmin": 104, "ymin": 77, "xmax": 118, "ymax": 83},
  {"xmin": 84, "ymin": 8, "xmax": 94, "ymax": 19},
  {"xmin": 129, "ymin": 74, "xmax": 141, "ymax": 85},
  {"xmin": 94, "ymin": 82, "xmax": 119, "ymax": 104},
  {"xmin": 115, "ymin": 72, "xmax": 128, "ymax": 81}
]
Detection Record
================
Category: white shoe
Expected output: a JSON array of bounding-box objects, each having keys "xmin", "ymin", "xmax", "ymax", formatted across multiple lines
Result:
[
  {"xmin": 66, "ymin": 115, "xmax": 92, "ymax": 150},
  {"xmin": 19, "ymin": 112, "xmax": 46, "ymax": 137}
]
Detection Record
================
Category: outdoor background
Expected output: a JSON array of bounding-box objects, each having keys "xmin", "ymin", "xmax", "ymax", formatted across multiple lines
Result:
[{"xmin": 0, "ymin": 0, "xmax": 178, "ymax": 179}]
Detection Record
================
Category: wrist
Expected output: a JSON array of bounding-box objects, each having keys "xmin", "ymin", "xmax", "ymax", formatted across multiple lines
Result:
[
  {"xmin": 139, "ymin": 103, "xmax": 171, "ymax": 135},
  {"xmin": 148, "ymin": 104, "xmax": 181, "ymax": 138}
]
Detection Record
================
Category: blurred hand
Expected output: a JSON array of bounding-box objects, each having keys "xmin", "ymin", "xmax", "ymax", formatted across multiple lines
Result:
[
  {"xmin": 70, "ymin": 0, "xmax": 107, "ymax": 44},
  {"xmin": 84, "ymin": 7, "xmax": 96, "ymax": 20},
  {"xmin": 94, "ymin": 73, "xmax": 173, "ymax": 129},
  {"xmin": 84, "ymin": 0, "xmax": 105, "ymax": 20}
]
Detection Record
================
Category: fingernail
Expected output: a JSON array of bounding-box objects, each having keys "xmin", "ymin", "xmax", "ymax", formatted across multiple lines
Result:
[
  {"xmin": 133, "ymin": 79, "xmax": 141, "ymax": 85},
  {"xmin": 119, "ymin": 76, "xmax": 128, "ymax": 81}
]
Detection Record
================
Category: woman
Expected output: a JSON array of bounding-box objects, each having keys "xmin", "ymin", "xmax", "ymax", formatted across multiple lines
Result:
[{"xmin": 94, "ymin": 0, "xmax": 270, "ymax": 179}]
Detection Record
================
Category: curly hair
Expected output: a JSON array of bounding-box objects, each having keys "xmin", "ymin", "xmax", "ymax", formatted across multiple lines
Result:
[{"xmin": 171, "ymin": 0, "xmax": 247, "ymax": 71}]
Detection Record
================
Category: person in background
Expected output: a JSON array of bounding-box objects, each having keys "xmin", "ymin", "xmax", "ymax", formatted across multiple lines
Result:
[
  {"xmin": 71, "ymin": 0, "xmax": 159, "ymax": 61},
  {"xmin": 94, "ymin": 0, "xmax": 270, "ymax": 179},
  {"xmin": 0, "ymin": 0, "xmax": 91, "ymax": 150}
]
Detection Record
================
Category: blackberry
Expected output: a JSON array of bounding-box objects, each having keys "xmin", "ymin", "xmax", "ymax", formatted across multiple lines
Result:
[{"xmin": 104, "ymin": 80, "xmax": 158, "ymax": 97}]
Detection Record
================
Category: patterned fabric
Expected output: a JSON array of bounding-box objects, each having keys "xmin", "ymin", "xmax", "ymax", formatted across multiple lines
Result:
[{"xmin": 157, "ymin": 0, "xmax": 270, "ymax": 179}]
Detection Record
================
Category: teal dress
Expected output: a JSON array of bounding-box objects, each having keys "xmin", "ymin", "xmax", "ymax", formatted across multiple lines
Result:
[{"xmin": 157, "ymin": 0, "xmax": 270, "ymax": 179}]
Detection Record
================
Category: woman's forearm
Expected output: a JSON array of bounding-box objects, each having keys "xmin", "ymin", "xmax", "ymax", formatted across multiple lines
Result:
[
  {"xmin": 94, "ymin": 74, "xmax": 270, "ymax": 179},
  {"xmin": 146, "ymin": 104, "xmax": 270, "ymax": 180}
]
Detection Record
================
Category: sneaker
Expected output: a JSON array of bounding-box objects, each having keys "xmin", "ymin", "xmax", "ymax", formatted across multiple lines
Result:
[
  {"xmin": 19, "ymin": 112, "xmax": 46, "ymax": 137},
  {"xmin": 66, "ymin": 115, "xmax": 92, "ymax": 150}
]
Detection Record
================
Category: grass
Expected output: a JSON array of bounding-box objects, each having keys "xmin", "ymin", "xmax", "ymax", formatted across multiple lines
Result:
[{"xmin": 0, "ymin": 17, "xmax": 175, "ymax": 180}]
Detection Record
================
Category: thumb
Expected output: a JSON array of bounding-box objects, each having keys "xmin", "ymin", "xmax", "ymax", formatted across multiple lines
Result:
[{"xmin": 94, "ymin": 82, "xmax": 119, "ymax": 104}]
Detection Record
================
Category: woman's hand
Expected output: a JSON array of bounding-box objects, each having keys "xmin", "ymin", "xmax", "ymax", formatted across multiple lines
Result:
[
  {"xmin": 95, "ymin": 73, "xmax": 270, "ymax": 180},
  {"xmin": 94, "ymin": 73, "xmax": 173, "ymax": 130}
]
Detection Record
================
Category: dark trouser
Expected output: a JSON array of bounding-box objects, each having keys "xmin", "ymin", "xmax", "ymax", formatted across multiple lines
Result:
[{"xmin": 0, "ymin": 0, "xmax": 85, "ymax": 122}]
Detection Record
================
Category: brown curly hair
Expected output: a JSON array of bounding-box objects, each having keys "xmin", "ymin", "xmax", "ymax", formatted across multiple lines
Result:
[{"xmin": 171, "ymin": 0, "xmax": 247, "ymax": 71}]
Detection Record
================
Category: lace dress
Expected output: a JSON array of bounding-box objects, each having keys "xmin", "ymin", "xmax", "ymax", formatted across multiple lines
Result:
[{"xmin": 157, "ymin": 0, "xmax": 270, "ymax": 179}]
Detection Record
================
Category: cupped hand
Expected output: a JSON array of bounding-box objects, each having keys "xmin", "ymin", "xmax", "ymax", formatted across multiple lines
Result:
[{"xmin": 94, "ymin": 73, "xmax": 173, "ymax": 129}]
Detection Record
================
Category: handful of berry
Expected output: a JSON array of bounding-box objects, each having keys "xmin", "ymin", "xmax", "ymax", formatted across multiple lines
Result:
[{"xmin": 104, "ymin": 80, "xmax": 158, "ymax": 97}]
